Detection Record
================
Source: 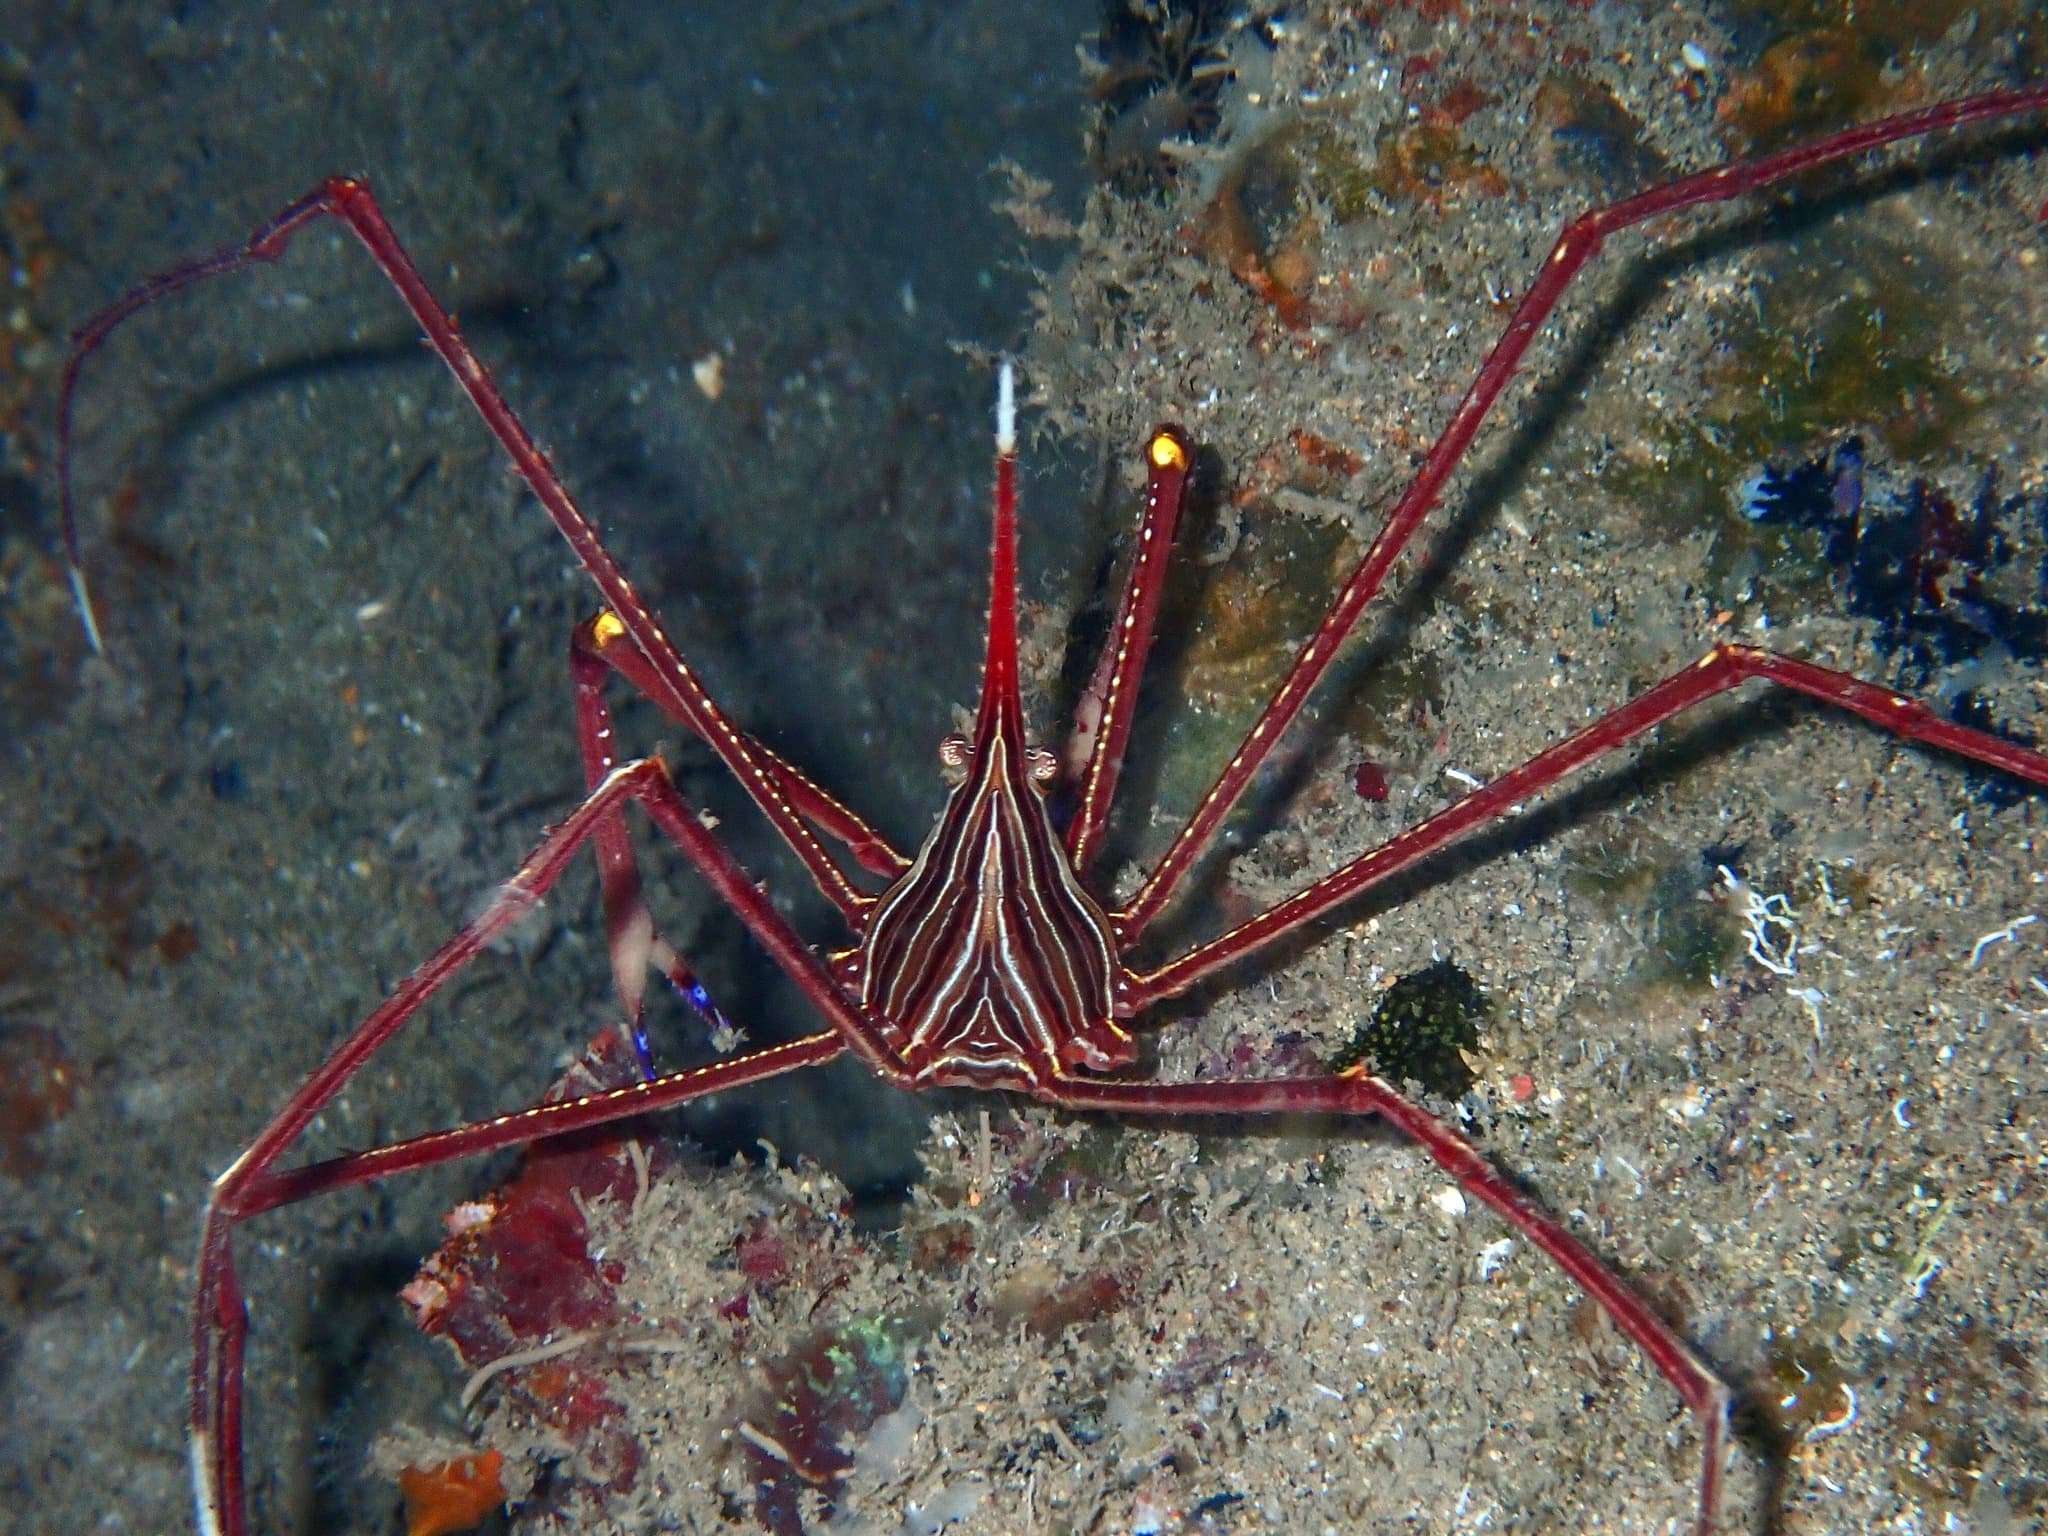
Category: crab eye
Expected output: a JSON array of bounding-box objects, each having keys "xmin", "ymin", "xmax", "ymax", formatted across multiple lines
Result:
[
  {"xmin": 937, "ymin": 732, "xmax": 969, "ymax": 769},
  {"xmin": 1026, "ymin": 747, "xmax": 1058, "ymax": 786}
]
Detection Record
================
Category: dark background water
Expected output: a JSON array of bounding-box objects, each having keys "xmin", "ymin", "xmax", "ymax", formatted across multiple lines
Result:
[{"xmin": 0, "ymin": 5, "xmax": 1095, "ymax": 1530}]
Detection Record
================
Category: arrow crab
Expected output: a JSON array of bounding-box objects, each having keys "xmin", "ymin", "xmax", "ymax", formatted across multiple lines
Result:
[{"xmin": 56, "ymin": 28, "xmax": 2048, "ymax": 1534}]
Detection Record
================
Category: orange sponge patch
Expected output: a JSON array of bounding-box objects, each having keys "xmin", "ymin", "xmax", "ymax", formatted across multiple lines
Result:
[{"xmin": 398, "ymin": 1449, "xmax": 505, "ymax": 1536}]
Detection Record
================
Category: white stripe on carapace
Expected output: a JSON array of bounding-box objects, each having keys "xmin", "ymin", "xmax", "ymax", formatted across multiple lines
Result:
[
  {"xmin": 857, "ymin": 709, "xmax": 1116, "ymax": 1086},
  {"xmin": 855, "ymin": 367, "xmax": 1121, "ymax": 1087}
]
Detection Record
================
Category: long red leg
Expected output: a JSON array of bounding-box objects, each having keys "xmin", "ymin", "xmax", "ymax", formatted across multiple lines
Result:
[
  {"xmin": 573, "ymin": 614, "xmax": 907, "ymax": 882},
  {"xmin": 567, "ymin": 617, "xmax": 903, "ymax": 1071},
  {"xmin": 1062, "ymin": 428, "xmax": 1194, "ymax": 876},
  {"xmin": 1113, "ymin": 84, "xmax": 2048, "ymax": 943},
  {"xmin": 1050, "ymin": 1070, "xmax": 1730, "ymax": 1533},
  {"xmin": 188, "ymin": 753, "xmax": 909, "ymax": 1536},
  {"xmin": 56, "ymin": 176, "xmax": 873, "ymax": 920},
  {"xmin": 571, "ymin": 632, "xmax": 672, "ymax": 1075},
  {"xmin": 1127, "ymin": 643, "xmax": 2048, "ymax": 1006},
  {"xmin": 191, "ymin": 1035, "xmax": 843, "ymax": 1536},
  {"xmin": 566, "ymin": 615, "xmax": 906, "ymax": 1076}
]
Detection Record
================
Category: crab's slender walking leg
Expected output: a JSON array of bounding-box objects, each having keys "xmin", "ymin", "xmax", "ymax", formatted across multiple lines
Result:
[
  {"xmin": 1127, "ymin": 643, "xmax": 2048, "ymax": 1006},
  {"xmin": 569, "ymin": 630, "xmax": 721, "ymax": 1076},
  {"xmin": 234, "ymin": 1035, "xmax": 850, "ymax": 1219},
  {"xmin": 1114, "ymin": 84, "xmax": 2048, "ymax": 943},
  {"xmin": 1053, "ymin": 1071, "xmax": 1730, "ymax": 1533},
  {"xmin": 567, "ymin": 616, "xmax": 907, "ymax": 1073},
  {"xmin": 56, "ymin": 176, "xmax": 875, "ymax": 923},
  {"xmin": 193, "ymin": 1039, "xmax": 844, "ymax": 1536},
  {"xmin": 189, "ymin": 753, "xmax": 909, "ymax": 1536},
  {"xmin": 1062, "ymin": 428, "xmax": 1194, "ymax": 876},
  {"xmin": 573, "ymin": 614, "xmax": 908, "ymax": 881}
]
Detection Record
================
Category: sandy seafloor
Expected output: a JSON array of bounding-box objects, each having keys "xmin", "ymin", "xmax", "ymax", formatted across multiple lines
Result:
[{"xmin": 1, "ymin": 3, "xmax": 2046, "ymax": 1535}]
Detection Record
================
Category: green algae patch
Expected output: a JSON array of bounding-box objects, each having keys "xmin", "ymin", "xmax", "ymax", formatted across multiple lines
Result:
[{"xmin": 1331, "ymin": 959, "xmax": 1490, "ymax": 1100}]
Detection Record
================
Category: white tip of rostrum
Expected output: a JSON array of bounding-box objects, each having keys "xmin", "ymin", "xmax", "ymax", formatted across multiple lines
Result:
[{"xmin": 996, "ymin": 359, "xmax": 1016, "ymax": 456}]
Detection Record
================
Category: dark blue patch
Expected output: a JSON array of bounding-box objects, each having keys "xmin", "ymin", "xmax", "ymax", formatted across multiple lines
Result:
[{"xmin": 1742, "ymin": 437, "xmax": 2048, "ymax": 804}]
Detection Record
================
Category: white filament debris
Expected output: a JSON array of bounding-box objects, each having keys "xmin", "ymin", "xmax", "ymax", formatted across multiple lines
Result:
[
  {"xmin": 1968, "ymin": 913, "xmax": 2038, "ymax": 967},
  {"xmin": 1720, "ymin": 866, "xmax": 1798, "ymax": 977}
]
